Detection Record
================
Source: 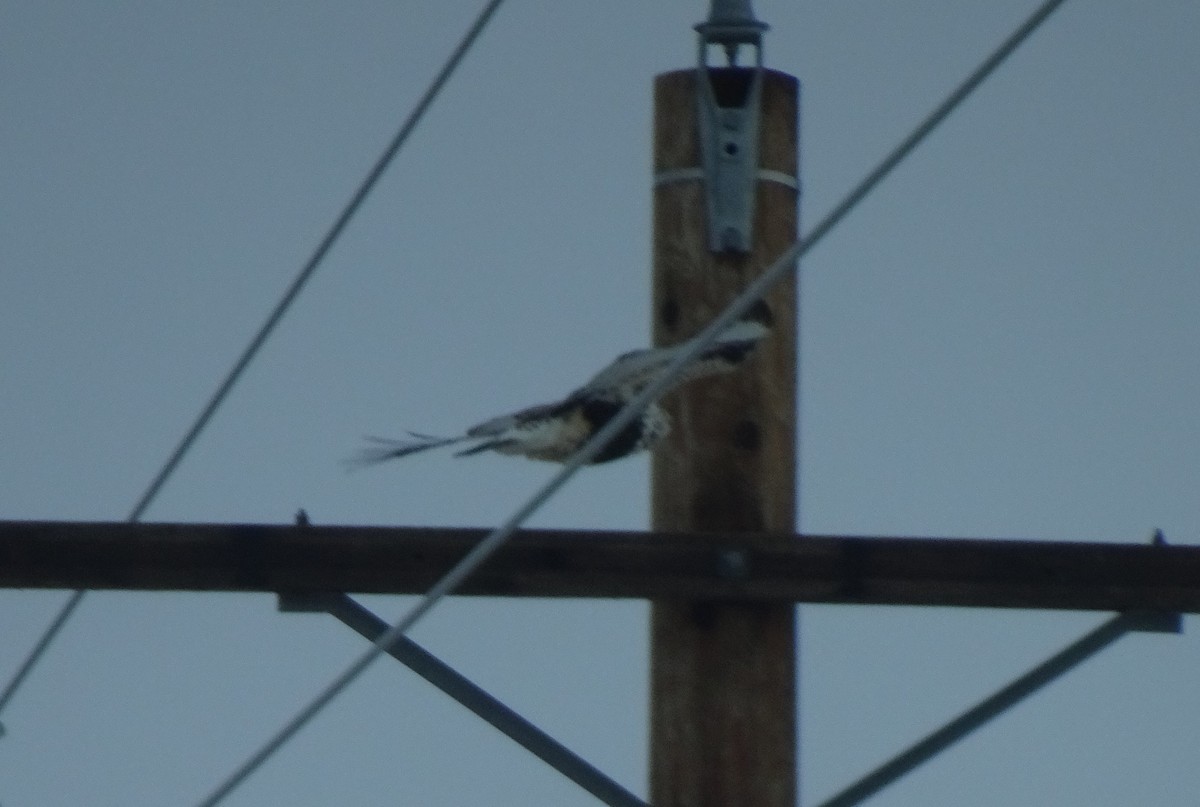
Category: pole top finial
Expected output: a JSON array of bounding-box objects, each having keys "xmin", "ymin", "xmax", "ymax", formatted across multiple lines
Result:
[{"xmin": 695, "ymin": 0, "xmax": 768, "ymax": 66}]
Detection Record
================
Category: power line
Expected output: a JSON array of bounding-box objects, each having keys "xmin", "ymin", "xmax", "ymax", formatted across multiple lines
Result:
[
  {"xmin": 0, "ymin": 0, "xmax": 508, "ymax": 730},
  {"xmin": 193, "ymin": 1, "xmax": 1069, "ymax": 803}
]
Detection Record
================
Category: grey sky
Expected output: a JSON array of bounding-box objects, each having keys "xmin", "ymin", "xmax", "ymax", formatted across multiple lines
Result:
[{"xmin": 2, "ymin": 2, "xmax": 1198, "ymax": 805}]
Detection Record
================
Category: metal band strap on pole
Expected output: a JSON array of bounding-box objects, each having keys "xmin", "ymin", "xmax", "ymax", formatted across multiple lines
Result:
[{"xmin": 653, "ymin": 166, "xmax": 800, "ymax": 192}]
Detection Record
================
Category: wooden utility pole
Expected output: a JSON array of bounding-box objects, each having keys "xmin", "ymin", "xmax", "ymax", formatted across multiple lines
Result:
[{"xmin": 649, "ymin": 61, "xmax": 799, "ymax": 806}]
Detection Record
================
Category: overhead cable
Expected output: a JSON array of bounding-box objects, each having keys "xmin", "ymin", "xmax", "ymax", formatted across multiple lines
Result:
[{"xmin": 0, "ymin": 0, "xmax": 508, "ymax": 729}]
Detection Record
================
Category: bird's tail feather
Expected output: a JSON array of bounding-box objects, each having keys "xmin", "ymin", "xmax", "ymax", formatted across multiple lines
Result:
[
  {"xmin": 453, "ymin": 438, "xmax": 512, "ymax": 457},
  {"xmin": 343, "ymin": 433, "xmax": 463, "ymax": 470}
]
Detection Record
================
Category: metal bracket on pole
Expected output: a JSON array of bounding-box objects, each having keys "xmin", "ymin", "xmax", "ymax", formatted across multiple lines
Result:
[{"xmin": 694, "ymin": 0, "xmax": 769, "ymax": 253}]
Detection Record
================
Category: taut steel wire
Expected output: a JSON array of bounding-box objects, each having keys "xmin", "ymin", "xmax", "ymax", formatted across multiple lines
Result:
[{"xmin": 0, "ymin": 0, "xmax": 508, "ymax": 728}]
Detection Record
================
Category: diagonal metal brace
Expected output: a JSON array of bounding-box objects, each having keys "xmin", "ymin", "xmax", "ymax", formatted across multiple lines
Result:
[
  {"xmin": 277, "ymin": 592, "xmax": 648, "ymax": 807},
  {"xmin": 815, "ymin": 610, "xmax": 1183, "ymax": 807}
]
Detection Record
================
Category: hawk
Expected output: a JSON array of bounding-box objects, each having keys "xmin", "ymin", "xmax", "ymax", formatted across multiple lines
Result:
[{"xmin": 349, "ymin": 301, "xmax": 771, "ymax": 467}]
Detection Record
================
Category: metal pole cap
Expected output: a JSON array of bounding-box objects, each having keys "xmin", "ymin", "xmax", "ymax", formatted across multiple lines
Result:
[{"xmin": 695, "ymin": 0, "xmax": 769, "ymax": 63}]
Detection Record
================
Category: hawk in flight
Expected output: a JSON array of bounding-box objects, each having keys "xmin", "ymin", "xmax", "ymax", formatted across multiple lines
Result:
[{"xmin": 349, "ymin": 301, "xmax": 771, "ymax": 467}]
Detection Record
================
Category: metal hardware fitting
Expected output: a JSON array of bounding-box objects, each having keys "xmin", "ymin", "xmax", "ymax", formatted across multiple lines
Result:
[
  {"xmin": 654, "ymin": 166, "xmax": 798, "ymax": 192},
  {"xmin": 715, "ymin": 548, "xmax": 750, "ymax": 580},
  {"xmin": 694, "ymin": 0, "xmax": 770, "ymax": 253}
]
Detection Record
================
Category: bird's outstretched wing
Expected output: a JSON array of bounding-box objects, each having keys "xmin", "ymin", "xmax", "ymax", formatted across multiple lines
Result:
[
  {"xmin": 349, "ymin": 300, "xmax": 772, "ymax": 466},
  {"xmin": 346, "ymin": 400, "xmax": 569, "ymax": 468},
  {"xmin": 574, "ymin": 301, "xmax": 772, "ymax": 399},
  {"xmin": 464, "ymin": 401, "xmax": 564, "ymax": 438}
]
